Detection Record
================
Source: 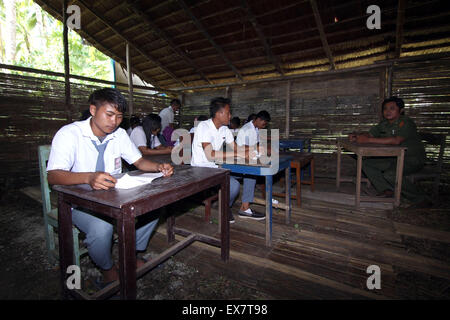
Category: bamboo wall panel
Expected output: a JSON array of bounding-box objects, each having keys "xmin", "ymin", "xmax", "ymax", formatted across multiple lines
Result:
[{"xmin": 0, "ymin": 72, "xmax": 170, "ymax": 190}]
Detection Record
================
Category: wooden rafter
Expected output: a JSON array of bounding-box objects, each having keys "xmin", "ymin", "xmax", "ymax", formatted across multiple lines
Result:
[
  {"xmin": 241, "ymin": 0, "xmax": 284, "ymax": 76},
  {"xmin": 309, "ymin": 0, "xmax": 336, "ymax": 70},
  {"xmin": 175, "ymin": 0, "xmax": 244, "ymax": 82},
  {"xmin": 74, "ymin": 0, "xmax": 185, "ymax": 86},
  {"xmin": 35, "ymin": 0, "xmax": 161, "ymax": 87},
  {"xmin": 395, "ymin": 0, "xmax": 407, "ymax": 58},
  {"xmin": 124, "ymin": 0, "xmax": 213, "ymax": 85}
]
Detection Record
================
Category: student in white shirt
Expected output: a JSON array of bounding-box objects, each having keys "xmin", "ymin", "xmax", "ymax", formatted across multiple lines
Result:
[
  {"xmin": 130, "ymin": 114, "xmax": 173, "ymax": 156},
  {"xmin": 229, "ymin": 116, "xmax": 241, "ymax": 139},
  {"xmin": 189, "ymin": 115, "xmax": 208, "ymax": 135},
  {"xmin": 191, "ymin": 97, "xmax": 265, "ymax": 222},
  {"xmin": 159, "ymin": 99, "xmax": 181, "ymax": 132},
  {"xmin": 47, "ymin": 88, "xmax": 173, "ymax": 285}
]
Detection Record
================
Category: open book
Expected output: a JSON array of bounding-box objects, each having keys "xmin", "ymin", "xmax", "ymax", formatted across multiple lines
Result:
[{"xmin": 114, "ymin": 172, "xmax": 164, "ymax": 190}]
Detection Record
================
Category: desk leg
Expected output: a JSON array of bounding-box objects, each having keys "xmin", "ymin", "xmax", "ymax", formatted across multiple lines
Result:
[
  {"xmin": 265, "ymin": 175, "xmax": 273, "ymax": 247},
  {"xmin": 356, "ymin": 154, "xmax": 362, "ymax": 210},
  {"xmin": 166, "ymin": 207, "xmax": 175, "ymax": 243},
  {"xmin": 336, "ymin": 144, "xmax": 341, "ymax": 191},
  {"xmin": 394, "ymin": 150, "xmax": 405, "ymax": 207},
  {"xmin": 117, "ymin": 210, "xmax": 136, "ymax": 300},
  {"xmin": 220, "ymin": 174, "xmax": 230, "ymax": 261},
  {"xmin": 285, "ymin": 166, "xmax": 291, "ymax": 224},
  {"xmin": 57, "ymin": 195, "xmax": 74, "ymax": 299}
]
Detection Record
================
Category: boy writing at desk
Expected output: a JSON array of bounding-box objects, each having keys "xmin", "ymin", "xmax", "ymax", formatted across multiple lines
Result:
[
  {"xmin": 47, "ymin": 88, "xmax": 173, "ymax": 285},
  {"xmin": 348, "ymin": 97, "xmax": 428, "ymax": 206},
  {"xmin": 191, "ymin": 97, "xmax": 264, "ymax": 223}
]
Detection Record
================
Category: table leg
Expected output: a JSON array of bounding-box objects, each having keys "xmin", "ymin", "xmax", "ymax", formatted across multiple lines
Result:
[
  {"xmin": 57, "ymin": 195, "xmax": 74, "ymax": 299},
  {"xmin": 394, "ymin": 150, "xmax": 405, "ymax": 207},
  {"xmin": 285, "ymin": 166, "xmax": 291, "ymax": 224},
  {"xmin": 220, "ymin": 174, "xmax": 230, "ymax": 261},
  {"xmin": 117, "ymin": 210, "xmax": 137, "ymax": 299},
  {"xmin": 166, "ymin": 207, "xmax": 175, "ymax": 243},
  {"xmin": 265, "ymin": 175, "xmax": 273, "ymax": 246},
  {"xmin": 336, "ymin": 144, "xmax": 341, "ymax": 190},
  {"xmin": 356, "ymin": 154, "xmax": 362, "ymax": 210}
]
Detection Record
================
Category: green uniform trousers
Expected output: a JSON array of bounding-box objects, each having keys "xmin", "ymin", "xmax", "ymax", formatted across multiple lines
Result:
[{"xmin": 362, "ymin": 156, "xmax": 426, "ymax": 203}]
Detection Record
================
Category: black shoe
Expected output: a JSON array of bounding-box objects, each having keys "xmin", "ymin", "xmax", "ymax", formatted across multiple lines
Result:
[
  {"xmin": 238, "ymin": 209, "xmax": 265, "ymax": 220},
  {"xmin": 229, "ymin": 213, "xmax": 235, "ymax": 224}
]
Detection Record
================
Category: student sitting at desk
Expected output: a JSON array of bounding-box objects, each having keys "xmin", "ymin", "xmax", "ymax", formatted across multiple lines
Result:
[
  {"xmin": 348, "ymin": 97, "xmax": 428, "ymax": 206},
  {"xmin": 46, "ymin": 88, "xmax": 173, "ymax": 285},
  {"xmin": 130, "ymin": 114, "xmax": 173, "ymax": 156},
  {"xmin": 191, "ymin": 97, "xmax": 265, "ymax": 223}
]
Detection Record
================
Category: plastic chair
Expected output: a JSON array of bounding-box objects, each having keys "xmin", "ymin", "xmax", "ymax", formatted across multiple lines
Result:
[{"xmin": 38, "ymin": 145, "xmax": 87, "ymax": 266}]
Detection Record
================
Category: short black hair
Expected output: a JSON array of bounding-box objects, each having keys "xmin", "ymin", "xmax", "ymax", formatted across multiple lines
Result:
[
  {"xmin": 382, "ymin": 97, "xmax": 405, "ymax": 110},
  {"xmin": 88, "ymin": 88, "xmax": 127, "ymax": 113},
  {"xmin": 142, "ymin": 114, "xmax": 162, "ymax": 144},
  {"xmin": 231, "ymin": 117, "xmax": 241, "ymax": 127},
  {"xmin": 129, "ymin": 115, "xmax": 141, "ymax": 127},
  {"xmin": 256, "ymin": 110, "xmax": 271, "ymax": 122},
  {"xmin": 210, "ymin": 97, "xmax": 230, "ymax": 118},
  {"xmin": 246, "ymin": 113, "xmax": 257, "ymax": 123},
  {"xmin": 170, "ymin": 99, "xmax": 181, "ymax": 106},
  {"xmin": 197, "ymin": 115, "xmax": 208, "ymax": 121}
]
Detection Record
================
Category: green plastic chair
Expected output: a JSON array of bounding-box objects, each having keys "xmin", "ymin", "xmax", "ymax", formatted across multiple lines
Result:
[{"xmin": 38, "ymin": 145, "xmax": 87, "ymax": 266}]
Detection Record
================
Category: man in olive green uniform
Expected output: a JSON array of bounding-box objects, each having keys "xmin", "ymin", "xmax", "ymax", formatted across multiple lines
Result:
[{"xmin": 349, "ymin": 97, "xmax": 427, "ymax": 204}]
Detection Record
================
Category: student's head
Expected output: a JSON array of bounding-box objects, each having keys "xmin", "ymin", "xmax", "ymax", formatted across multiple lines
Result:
[
  {"xmin": 197, "ymin": 115, "xmax": 208, "ymax": 122},
  {"xmin": 143, "ymin": 114, "xmax": 162, "ymax": 139},
  {"xmin": 246, "ymin": 113, "xmax": 257, "ymax": 123},
  {"xmin": 253, "ymin": 110, "xmax": 271, "ymax": 129},
  {"xmin": 170, "ymin": 99, "xmax": 181, "ymax": 112},
  {"xmin": 129, "ymin": 115, "xmax": 141, "ymax": 128},
  {"xmin": 80, "ymin": 108, "xmax": 91, "ymax": 120},
  {"xmin": 210, "ymin": 97, "xmax": 231, "ymax": 125},
  {"xmin": 382, "ymin": 97, "xmax": 404, "ymax": 122},
  {"xmin": 230, "ymin": 117, "xmax": 241, "ymax": 129},
  {"xmin": 88, "ymin": 88, "xmax": 127, "ymax": 136}
]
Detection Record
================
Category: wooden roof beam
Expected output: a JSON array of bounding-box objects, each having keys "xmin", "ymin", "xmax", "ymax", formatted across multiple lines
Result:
[
  {"xmin": 74, "ymin": 0, "xmax": 185, "ymax": 86},
  {"xmin": 175, "ymin": 0, "xmax": 243, "ymax": 82},
  {"xmin": 241, "ymin": 0, "xmax": 284, "ymax": 76},
  {"xmin": 394, "ymin": 0, "xmax": 407, "ymax": 58},
  {"xmin": 309, "ymin": 0, "xmax": 335, "ymax": 70},
  {"xmin": 124, "ymin": 0, "xmax": 213, "ymax": 85}
]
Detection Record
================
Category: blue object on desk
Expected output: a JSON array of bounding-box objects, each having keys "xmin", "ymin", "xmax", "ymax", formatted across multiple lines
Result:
[{"xmin": 221, "ymin": 155, "xmax": 292, "ymax": 246}]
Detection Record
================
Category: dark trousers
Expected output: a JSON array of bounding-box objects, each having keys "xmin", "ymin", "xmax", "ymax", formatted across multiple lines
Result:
[{"xmin": 362, "ymin": 156, "xmax": 426, "ymax": 203}]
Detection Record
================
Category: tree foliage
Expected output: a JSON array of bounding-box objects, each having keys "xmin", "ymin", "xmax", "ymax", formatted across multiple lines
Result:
[{"xmin": 0, "ymin": 0, "xmax": 113, "ymax": 81}]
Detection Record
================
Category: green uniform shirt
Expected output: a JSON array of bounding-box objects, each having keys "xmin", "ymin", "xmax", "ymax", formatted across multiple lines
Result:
[{"xmin": 369, "ymin": 115, "xmax": 426, "ymax": 162}]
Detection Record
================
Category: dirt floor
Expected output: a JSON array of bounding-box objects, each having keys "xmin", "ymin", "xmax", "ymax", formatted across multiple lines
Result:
[
  {"xmin": 0, "ymin": 192, "xmax": 271, "ymax": 300},
  {"xmin": 1, "ymin": 180, "xmax": 449, "ymax": 300}
]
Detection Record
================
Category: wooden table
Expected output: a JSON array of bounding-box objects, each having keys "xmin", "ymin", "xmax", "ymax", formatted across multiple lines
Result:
[
  {"xmin": 53, "ymin": 165, "xmax": 230, "ymax": 300},
  {"xmin": 336, "ymin": 138, "xmax": 407, "ymax": 209},
  {"xmin": 220, "ymin": 155, "xmax": 292, "ymax": 246}
]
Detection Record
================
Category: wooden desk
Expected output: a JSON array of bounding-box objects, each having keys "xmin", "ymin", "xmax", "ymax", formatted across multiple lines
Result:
[
  {"xmin": 53, "ymin": 165, "xmax": 230, "ymax": 300},
  {"xmin": 220, "ymin": 155, "xmax": 292, "ymax": 246},
  {"xmin": 336, "ymin": 139, "xmax": 407, "ymax": 209}
]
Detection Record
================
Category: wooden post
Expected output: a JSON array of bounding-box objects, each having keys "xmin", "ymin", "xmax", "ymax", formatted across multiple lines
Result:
[
  {"xmin": 126, "ymin": 42, "xmax": 134, "ymax": 116},
  {"xmin": 387, "ymin": 66, "xmax": 393, "ymax": 98},
  {"xmin": 63, "ymin": 0, "xmax": 72, "ymax": 123},
  {"xmin": 285, "ymin": 81, "xmax": 291, "ymax": 139}
]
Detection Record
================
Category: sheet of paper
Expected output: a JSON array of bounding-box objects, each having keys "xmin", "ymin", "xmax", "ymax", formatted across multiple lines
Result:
[{"xmin": 114, "ymin": 172, "xmax": 164, "ymax": 190}]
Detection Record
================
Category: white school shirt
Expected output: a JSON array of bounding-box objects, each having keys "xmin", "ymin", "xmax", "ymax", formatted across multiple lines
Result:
[
  {"xmin": 190, "ymin": 119, "xmax": 234, "ymax": 168},
  {"xmin": 47, "ymin": 117, "xmax": 142, "ymax": 175},
  {"xmin": 159, "ymin": 106, "xmax": 174, "ymax": 131},
  {"xmin": 236, "ymin": 120, "xmax": 259, "ymax": 146},
  {"xmin": 129, "ymin": 126, "xmax": 161, "ymax": 149}
]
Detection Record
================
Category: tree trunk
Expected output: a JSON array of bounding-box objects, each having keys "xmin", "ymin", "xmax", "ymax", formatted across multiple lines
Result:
[{"xmin": 4, "ymin": 0, "xmax": 17, "ymax": 64}]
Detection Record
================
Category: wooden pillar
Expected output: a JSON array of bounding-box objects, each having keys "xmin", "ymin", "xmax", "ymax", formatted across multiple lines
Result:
[
  {"xmin": 387, "ymin": 65, "xmax": 393, "ymax": 98},
  {"xmin": 126, "ymin": 42, "xmax": 134, "ymax": 116},
  {"xmin": 285, "ymin": 81, "xmax": 291, "ymax": 139},
  {"xmin": 63, "ymin": 0, "xmax": 72, "ymax": 123}
]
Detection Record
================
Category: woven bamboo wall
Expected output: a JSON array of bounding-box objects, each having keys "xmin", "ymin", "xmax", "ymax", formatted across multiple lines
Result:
[{"xmin": 0, "ymin": 71, "xmax": 170, "ymax": 191}]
